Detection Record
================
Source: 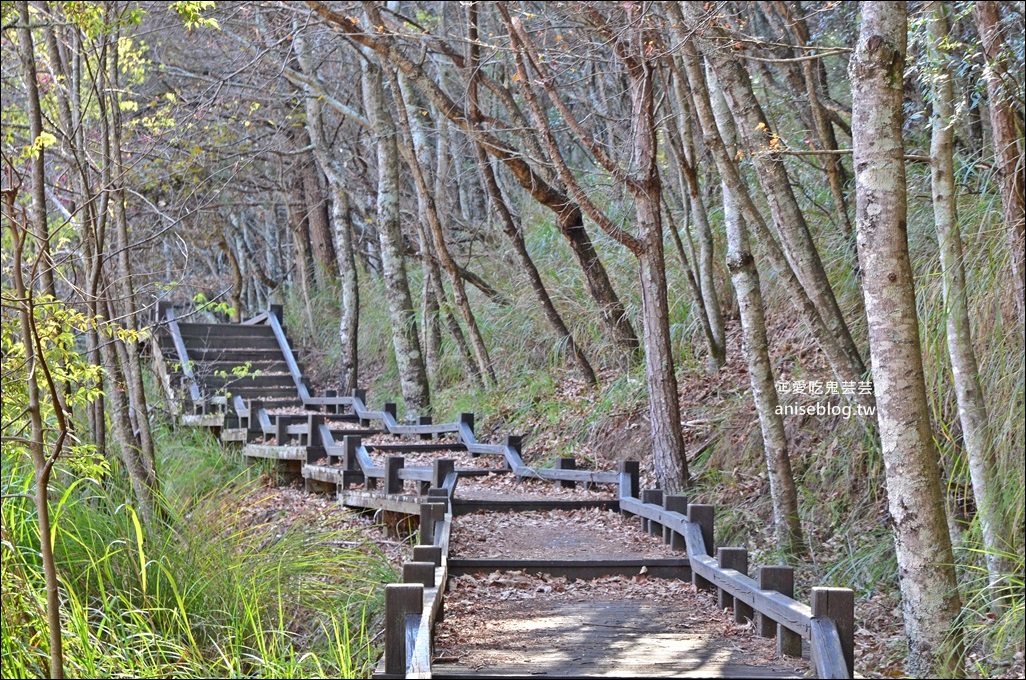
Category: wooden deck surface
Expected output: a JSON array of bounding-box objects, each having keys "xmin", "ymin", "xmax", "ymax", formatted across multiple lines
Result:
[{"xmin": 433, "ymin": 599, "xmax": 808, "ymax": 678}]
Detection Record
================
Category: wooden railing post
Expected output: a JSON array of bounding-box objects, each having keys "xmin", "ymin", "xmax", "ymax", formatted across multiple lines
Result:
[
  {"xmin": 812, "ymin": 587, "xmax": 855, "ymax": 677},
  {"xmin": 461, "ymin": 412, "xmax": 476, "ymax": 456},
  {"xmin": 618, "ymin": 461, "xmax": 640, "ymax": 517},
  {"xmin": 384, "ymin": 583, "xmax": 422, "ymax": 677},
  {"xmin": 343, "ymin": 435, "xmax": 361, "ymax": 469},
  {"xmin": 556, "ymin": 457, "xmax": 577, "ymax": 488},
  {"xmin": 275, "ymin": 414, "xmax": 288, "ymax": 447},
  {"xmin": 419, "ymin": 502, "xmax": 445, "ymax": 545},
  {"xmin": 716, "ymin": 547, "xmax": 752, "ymax": 623},
  {"xmin": 504, "ymin": 435, "xmax": 522, "ymax": 472},
  {"xmin": 412, "ymin": 545, "xmax": 442, "ymax": 567},
  {"xmin": 403, "ymin": 562, "xmax": 436, "ymax": 588},
  {"xmin": 246, "ymin": 399, "xmax": 263, "ymax": 435},
  {"xmin": 384, "ymin": 402, "xmax": 397, "ymax": 424},
  {"xmin": 325, "ymin": 389, "xmax": 338, "ymax": 414},
  {"xmin": 352, "ymin": 388, "xmax": 368, "ymax": 425},
  {"xmin": 385, "ymin": 456, "xmax": 405, "ymax": 495},
  {"xmin": 432, "ymin": 458, "xmax": 455, "ymax": 490},
  {"xmin": 307, "ymin": 413, "xmax": 324, "ymax": 448},
  {"xmin": 641, "ymin": 489, "xmax": 663, "ymax": 535},
  {"xmin": 687, "ymin": 504, "xmax": 715, "ymax": 591},
  {"xmin": 418, "ymin": 415, "xmax": 432, "ymax": 440},
  {"xmin": 757, "ymin": 565, "xmax": 801, "ymax": 657},
  {"xmin": 663, "ymin": 495, "xmax": 688, "ymax": 549}
]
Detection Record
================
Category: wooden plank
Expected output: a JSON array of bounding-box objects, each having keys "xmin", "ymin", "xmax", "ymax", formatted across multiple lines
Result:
[
  {"xmin": 180, "ymin": 414, "xmax": 224, "ymax": 427},
  {"xmin": 303, "ymin": 464, "xmax": 343, "ymax": 484},
  {"xmin": 242, "ymin": 444, "xmax": 307, "ymax": 460},
  {"xmin": 383, "ymin": 584, "xmax": 422, "ymax": 677},
  {"xmin": 686, "ymin": 550, "xmax": 814, "ymax": 640},
  {"xmin": 265, "ymin": 310, "xmax": 310, "ymax": 401},
  {"xmin": 448, "ymin": 558, "xmax": 691, "ymax": 580},
  {"xmin": 341, "ymin": 489, "xmax": 421, "ymax": 514},
  {"xmin": 810, "ymin": 618, "xmax": 850, "ymax": 679},
  {"xmin": 369, "ymin": 442, "xmax": 468, "ymax": 453},
  {"xmin": 811, "ymin": 587, "xmax": 854, "ymax": 677}
]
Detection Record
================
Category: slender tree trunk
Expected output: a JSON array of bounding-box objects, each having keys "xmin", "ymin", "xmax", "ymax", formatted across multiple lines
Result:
[
  {"xmin": 709, "ymin": 62, "xmax": 803, "ymax": 555},
  {"xmin": 395, "ymin": 74, "xmax": 495, "ymax": 387},
  {"xmin": 7, "ymin": 187, "xmax": 64, "ymax": 680},
  {"xmin": 851, "ymin": 5, "xmax": 963, "ymax": 675},
  {"xmin": 361, "ymin": 54, "xmax": 430, "ymax": 417},
  {"xmin": 669, "ymin": 18, "xmax": 872, "ymax": 414},
  {"xmin": 667, "ymin": 62, "xmax": 727, "ymax": 367},
  {"xmin": 688, "ymin": 7, "xmax": 865, "ymax": 379},
  {"xmin": 17, "ymin": 0, "xmax": 55, "ymax": 296},
  {"xmin": 974, "ymin": 1, "xmax": 1026, "ymax": 338},
  {"xmin": 331, "ymin": 187, "xmax": 360, "ymax": 393},
  {"xmin": 104, "ymin": 22, "xmax": 160, "ymax": 507},
  {"xmin": 294, "ymin": 58, "xmax": 361, "ymax": 394},
  {"xmin": 929, "ymin": 3, "xmax": 1009, "ymax": 606}
]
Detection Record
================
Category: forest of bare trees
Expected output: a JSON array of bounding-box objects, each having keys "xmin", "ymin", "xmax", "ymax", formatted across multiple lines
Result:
[{"xmin": 2, "ymin": 2, "xmax": 1024, "ymax": 678}]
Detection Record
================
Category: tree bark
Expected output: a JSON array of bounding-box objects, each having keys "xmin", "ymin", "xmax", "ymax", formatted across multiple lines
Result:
[
  {"xmin": 361, "ymin": 53, "xmax": 430, "ymax": 417},
  {"xmin": 708, "ymin": 63, "xmax": 803, "ymax": 555},
  {"xmin": 974, "ymin": 1, "xmax": 1026, "ymax": 338},
  {"xmin": 16, "ymin": 0, "xmax": 55, "ymax": 297},
  {"xmin": 851, "ymin": 4, "xmax": 963, "ymax": 675},
  {"xmin": 929, "ymin": 2, "xmax": 1009, "ymax": 607}
]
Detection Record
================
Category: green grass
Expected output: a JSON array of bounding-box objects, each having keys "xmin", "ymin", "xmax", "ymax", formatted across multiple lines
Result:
[{"xmin": 1, "ymin": 424, "xmax": 394, "ymax": 679}]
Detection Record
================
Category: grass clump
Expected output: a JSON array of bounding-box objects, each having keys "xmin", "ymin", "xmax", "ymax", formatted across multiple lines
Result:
[{"xmin": 0, "ymin": 424, "xmax": 394, "ymax": 679}]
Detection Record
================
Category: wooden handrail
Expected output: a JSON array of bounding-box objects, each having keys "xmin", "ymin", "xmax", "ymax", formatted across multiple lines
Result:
[
  {"xmin": 164, "ymin": 307, "xmax": 203, "ymax": 406},
  {"xmin": 265, "ymin": 308, "xmax": 311, "ymax": 402},
  {"xmin": 617, "ymin": 492, "xmax": 854, "ymax": 678}
]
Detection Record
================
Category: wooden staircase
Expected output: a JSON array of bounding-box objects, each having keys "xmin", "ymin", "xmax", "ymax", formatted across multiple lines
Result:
[{"xmin": 149, "ymin": 307, "xmax": 857, "ymax": 679}]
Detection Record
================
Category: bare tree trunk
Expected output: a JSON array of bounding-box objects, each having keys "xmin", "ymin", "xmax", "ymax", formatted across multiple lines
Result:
[
  {"xmin": 707, "ymin": 63, "xmax": 803, "ymax": 555},
  {"xmin": 332, "ymin": 187, "xmax": 360, "ymax": 393},
  {"xmin": 395, "ymin": 74, "xmax": 495, "ymax": 387},
  {"xmin": 851, "ymin": 5, "xmax": 963, "ymax": 675},
  {"xmin": 299, "ymin": 140, "xmax": 338, "ymax": 288},
  {"xmin": 666, "ymin": 62, "xmax": 727, "ymax": 367},
  {"xmin": 687, "ymin": 6, "xmax": 865, "ymax": 379},
  {"xmin": 293, "ymin": 43, "xmax": 361, "ymax": 393},
  {"xmin": 16, "ymin": 0, "xmax": 55, "ymax": 297},
  {"xmin": 361, "ymin": 53, "xmax": 430, "ymax": 417},
  {"xmin": 974, "ymin": 1, "xmax": 1026, "ymax": 338},
  {"xmin": 105, "ymin": 21, "xmax": 159, "ymax": 504},
  {"xmin": 6, "ymin": 183, "xmax": 64, "ymax": 680},
  {"xmin": 929, "ymin": 2, "xmax": 1009, "ymax": 606},
  {"xmin": 668, "ymin": 14, "xmax": 872, "ymax": 413}
]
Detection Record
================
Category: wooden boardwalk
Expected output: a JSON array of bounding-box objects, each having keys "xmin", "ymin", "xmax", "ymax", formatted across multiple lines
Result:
[
  {"xmin": 434, "ymin": 600, "xmax": 805, "ymax": 678},
  {"xmin": 154, "ymin": 308, "xmax": 856, "ymax": 679}
]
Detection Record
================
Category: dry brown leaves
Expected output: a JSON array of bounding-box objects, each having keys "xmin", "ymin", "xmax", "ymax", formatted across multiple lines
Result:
[
  {"xmin": 455, "ymin": 473, "xmax": 616, "ymax": 501},
  {"xmin": 451, "ymin": 507, "xmax": 679, "ymax": 560}
]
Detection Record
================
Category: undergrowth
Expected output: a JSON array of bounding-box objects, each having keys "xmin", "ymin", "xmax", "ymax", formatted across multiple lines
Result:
[{"xmin": 0, "ymin": 422, "xmax": 394, "ymax": 678}]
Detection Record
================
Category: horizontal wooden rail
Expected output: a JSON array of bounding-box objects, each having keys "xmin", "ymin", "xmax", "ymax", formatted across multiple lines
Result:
[{"xmin": 616, "ymin": 487, "xmax": 854, "ymax": 679}]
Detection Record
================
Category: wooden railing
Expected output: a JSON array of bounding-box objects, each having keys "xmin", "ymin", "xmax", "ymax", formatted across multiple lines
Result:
[
  {"xmin": 230, "ymin": 310, "xmax": 856, "ymax": 678},
  {"xmin": 375, "ymin": 479, "xmax": 454, "ymax": 679},
  {"xmin": 163, "ymin": 306, "xmax": 204, "ymax": 409},
  {"xmin": 616, "ymin": 464, "xmax": 855, "ymax": 679}
]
